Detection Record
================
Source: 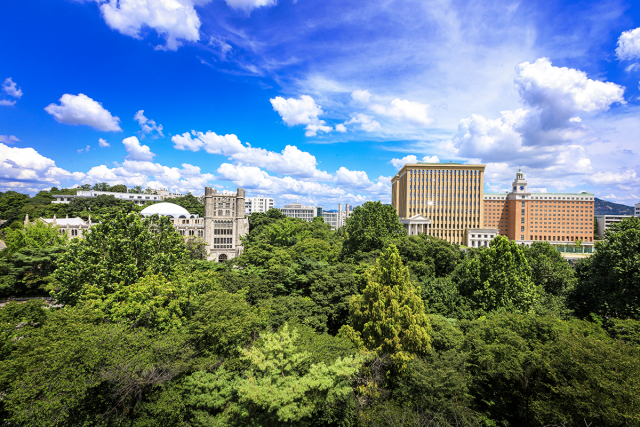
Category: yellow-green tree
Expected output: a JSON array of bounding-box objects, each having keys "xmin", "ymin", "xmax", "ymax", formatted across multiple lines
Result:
[{"xmin": 340, "ymin": 244, "xmax": 431, "ymax": 366}]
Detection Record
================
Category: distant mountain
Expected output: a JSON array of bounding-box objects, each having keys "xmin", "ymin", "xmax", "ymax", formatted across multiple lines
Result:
[{"xmin": 594, "ymin": 197, "xmax": 634, "ymax": 216}]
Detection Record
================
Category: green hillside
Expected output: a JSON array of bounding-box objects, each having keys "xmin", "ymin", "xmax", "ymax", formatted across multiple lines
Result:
[{"xmin": 594, "ymin": 197, "xmax": 634, "ymax": 215}]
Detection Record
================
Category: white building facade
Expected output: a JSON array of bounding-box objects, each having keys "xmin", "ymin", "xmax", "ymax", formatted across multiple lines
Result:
[
  {"xmin": 280, "ymin": 204, "xmax": 319, "ymax": 221},
  {"xmin": 595, "ymin": 215, "xmax": 633, "ymax": 239},
  {"xmin": 321, "ymin": 203, "xmax": 353, "ymax": 229},
  {"xmin": 245, "ymin": 197, "xmax": 275, "ymax": 215},
  {"xmin": 635, "ymin": 201, "xmax": 640, "ymax": 218},
  {"xmin": 52, "ymin": 190, "xmax": 163, "ymax": 205}
]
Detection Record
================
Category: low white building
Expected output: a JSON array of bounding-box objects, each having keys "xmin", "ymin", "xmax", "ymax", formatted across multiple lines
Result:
[
  {"xmin": 245, "ymin": 196, "xmax": 275, "ymax": 215},
  {"xmin": 595, "ymin": 214, "xmax": 633, "ymax": 238},
  {"xmin": 52, "ymin": 190, "xmax": 163, "ymax": 205},
  {"xmin": 400, "ymin": 214, "xmax": 431, "ymax": 236},
  {"xmin": 25, "ymin": 214, "xmax": 94, "ymax": 238},
  {"xmin": 321, "ymin": 203, "xmax": 353, "ymax": 229},
  {"xmin": 465, "ymin": 228, "xmax": 499, "ymax": 248},
  {"xmin": 280, "ymin": 203, "xmax": 319, "ymax": 221}
]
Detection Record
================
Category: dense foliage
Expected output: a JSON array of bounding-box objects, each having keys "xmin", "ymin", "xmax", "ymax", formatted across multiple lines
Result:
[{"xmin": 1, "ymin": 193, "xmax": 639, "ymax": 426}]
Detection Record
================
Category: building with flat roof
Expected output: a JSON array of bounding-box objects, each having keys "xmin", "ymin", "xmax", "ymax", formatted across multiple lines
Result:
[
  {"xmin": 594, "ymin": 214, "xmax": 633, "ymax": 239},
  {"xmin": 280, "ymin": 203, "xmax": 319, "ymax": 221},
  {"xmin": 391, "ymin": 162, "xmax": 485, "ymax": 245},
  {"xmin": 52, "ymin": 190, "xmax": 163, "ymax": 205},
  {"xmin": 321, "ymin": 203, "xmax": 352, "ymax": 229},
  {"xmin": 245, "ymin": 196, "xmax": 275, "ymax": 215},
  {"xmin": 635, "ymin": 201, "xmax": 640, "ymax": 218},
  {"xmin": 483, "ymin": 170, "xmax": 594, "ymax": 246}
]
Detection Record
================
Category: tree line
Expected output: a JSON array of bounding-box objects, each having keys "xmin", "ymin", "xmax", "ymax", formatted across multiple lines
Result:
[{"xmin": 1, "ymin": 194, "xmax": 640, "ymax": 426}]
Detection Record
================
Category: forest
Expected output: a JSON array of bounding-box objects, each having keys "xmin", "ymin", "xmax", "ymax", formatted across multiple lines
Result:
[{"xmin": 1, "ymin": 187, "xmax": 640, "ymax": 427}]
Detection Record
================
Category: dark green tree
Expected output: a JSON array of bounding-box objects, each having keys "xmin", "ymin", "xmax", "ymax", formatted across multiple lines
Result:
[
  {"xmin": 52, "ymin": 212, "xmax": 189, "ymax": 305},
  {"xmin": 342, "ymin": 201, "xmax": 406, "ymax": 255},
  {"xmin": 170, "ymin": 193, "xmax": 205, "ymax": 216},
  {"xmin": 572, "ymin": 217, "xmax": 640, "ymax": 319},
  {"xmin": 108, "ymin": 183, "xmax": 127, "ymax": 193}
]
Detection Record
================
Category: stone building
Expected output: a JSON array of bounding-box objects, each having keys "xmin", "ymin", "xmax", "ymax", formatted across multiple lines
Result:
[
  {"xmin": 25, "ymin": 214, "xmax": 93, "ymax": 238},
  {"xmin": 204, "ymin": 187, "xmax": 249, "ymax": 262}
]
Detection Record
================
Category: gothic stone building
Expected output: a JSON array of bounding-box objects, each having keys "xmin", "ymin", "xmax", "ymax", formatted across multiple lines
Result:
[{"xmin": 204, "ymin": 187, "xmax": 249, "ymax": 262}]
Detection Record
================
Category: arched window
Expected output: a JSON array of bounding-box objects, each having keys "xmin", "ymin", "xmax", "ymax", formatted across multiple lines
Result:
[
  {"xmin": 218, "ymin": 254, "xmax": 228, "ymax": 262},
  {"xmin": 179, "ymin": 215, "xmax": 186, "ymax": 218}
]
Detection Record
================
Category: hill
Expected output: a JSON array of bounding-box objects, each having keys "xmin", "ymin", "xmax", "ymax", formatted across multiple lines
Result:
[{"xmin": 594, "ymin": 197, "xmax": 634, "ymax": 216}]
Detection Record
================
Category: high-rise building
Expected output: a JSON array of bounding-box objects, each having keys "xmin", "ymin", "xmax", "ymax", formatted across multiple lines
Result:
[
  {"xmin": 245, "ymin": 196, "xmax": 275, "ymax": 215},
  {"xmin": 321, "ymin": 203, "xmax": 352, "ymax": 229},
  {"xmin": 391, "ymin": 163, "xmax": 485, "ymax": 244},
  {"xmin": 594, "ymin": 215, "xmax": 632, "ymax": 239},
  {"xmin": 482, "ymin": 170, "xmax": 595, "ymax": 246}
]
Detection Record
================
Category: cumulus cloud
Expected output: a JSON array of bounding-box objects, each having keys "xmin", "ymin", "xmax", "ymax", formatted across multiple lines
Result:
[
  {"xmin": 2, "ymin": 78, "xmax": 22, "ymax": 99},
  {"xmin": 270, "ymin": 95, "xmax": 333, "ymax": 136},
  {"xmin": 390, "ymin": 154, "xmax": 440, "ymax": 169},
  {"xmin": 77, "ymin": 145, "xmax": 91, "ymax": 153},
  {"xmin": 0, "ymin": 143, "xmax": 85, "ymax": 191},
  {"xmin": 44, "ymin": 93, "xmax": 122, "ymax": 132},
  {"xmin": 587, "ymin": 170, "xmax": 638, "ymax": 185},
  {"xmin": 616, "ymin": 27, "xmax": 640, "ymax": 62},
  {"xmin": 171, "ymin": 130, "xmax": 332, "ymax": 180},
  {"xmin": 122, "ymin": 136, "xmax": 155, "ymax": 161},
  {"xmin": 333, "ymin": 167, "xmax": 391, "ymax": 195},
  {"xmin": 99, "ymin": 138, "xmax": 110, "ymax": 148},
  {"xmin": 370, "ymin": 98, "xmax": 432, "ymax": 126},
  {"xmin": 514, "ymin": 58, "xmax": 625, "ymax": 134},
  {"xmin": 335, "ymin": 123, "xmax": 347, "ymax": 133},
  {"xmin": 351, "ymin": 89, "xmax": 371, "ymax": 104},
  {"xmin": 345, "ymin": 113, "xmax": 382, "ymax": 132},
  {"xmin": 0, "ymin": 135, "xmax": 20, "ymax": 144},
  {"xmin": 134, "ymin": 110, "xmax": 164, "ymax": 137}
]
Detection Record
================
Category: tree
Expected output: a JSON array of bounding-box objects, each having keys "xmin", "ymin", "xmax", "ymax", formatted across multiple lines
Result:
[
  {"xmin": 339, "ymin": 245, "xmax": 431, "ymax": 366},
  {"xmin": 52, "ymin": 212, "xmax": 189, "ymax": 305},
  {"xmin": 170, "ymin": 193, "xmax": 204, "ymax": 216},
  {"xmin": 129, "ymin": 186, "xmax": 143, "ymax": 194},
  {"xmin": 523, "ymin": 242, "xmax": 576, "ymax": 297},
  {"xmin": 3, "ymin": 220, "xmax": 68, "ymax": 254},
  {"xmin": 0, "ymin": 191, "xmax": 30, "ymax": 228},
  {"xmin": 572, "ymin": 217, "xmax": 640, "ymax": 319},
  {"xmin": 108, "ymin": 184, "xmax": 127, "ymax": 193},
  {"xmin": 342, "ymin": 201, "xmax": 406, "ymax": 255},
  {"xmin": 92, "ymin": 182, "xmax": 110, "ymax": 191},
  {"xmin": 185, "ymin": 324, "xmax": 364, "ymax": 426},
  {"xmin": 453, "ymin": 236, "xmax": 539, "ymax": 313}
]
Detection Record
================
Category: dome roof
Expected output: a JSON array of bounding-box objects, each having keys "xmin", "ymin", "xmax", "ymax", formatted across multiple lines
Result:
[{"xmin": 140, "ymin": 202, "xmax": 191, "ymax": 218}]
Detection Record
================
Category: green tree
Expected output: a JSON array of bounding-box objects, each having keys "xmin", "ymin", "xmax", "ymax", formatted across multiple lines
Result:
[
  {"xmin": 0, "ymin": 191, "xmax": 30, "ymax": 228},
  {"xmin": 4, "ymin": 220, "xmax": 68, "ymax": 254},
  {"xmin": 185, "ymin": 324, "xmax": 364, "ymax": 426},
  {"xmin": 92, "ymin": 182, "xmax": 110, "ymax": 191},
  {"xmin": 453, "ymin": 236, "xmax": 539, "ymax": 313},
  {"xmin": 572, "ymin": 217, "xmax": 640, "ymax": 319},
  {"xmin": 108, "ymin": 184, "xmax": 127, "ymax": 193},
  {"xmin": 170, "ymin": 193, "xmax": 205, "ymax": 216},
  {"xmin": 342, "ymin": 201, "xmax": 406, "ymax": 255},
  {"xmin": 52, "ymin": 212, "xmax": 189, "ymax": 305},
  {"xmin": 339, "ymin": 245, "xmax": 431, "ymax": 366}
]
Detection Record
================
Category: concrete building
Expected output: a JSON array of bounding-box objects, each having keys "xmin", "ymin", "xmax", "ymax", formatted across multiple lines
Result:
[
  {"xmin": 25, "ymin": 214, "xmax": 94, "ymax": 238},
  {"xmin": 483, "ymin": 170, "xmax": 595, "ymax": 247},
  {"xmin": 466, "ymin": 228, "xmax": 499, "ymax": 248},
  {"xmin": 204, "ymin": 187, "xmax": 249, "ymax": 262},
  {"xmin": 280, "ymin": 203, "xmax": 319, "ymax": 221},
  {"xmin": 635, "ymin": 201, "xmax": 640, "ymax": 218},
  {"xmin": 321, "ymin": 203, "xmax": 352, "ymax": 229},
  {"xmin": 140, "ymin": 203, "xmax": 205, "ymax": 240},
  {"xmin": 392, "ymin": 163, "xmax": 485, "ymax": 245},
  {"xmin": 156, "ymin": 189, "xmax": 187, "ymax": 199},
  {"xmin": 594, "ymin": 214, "xmax": 633, "ymax": 239},
  {"xmin": 52, "ymin": 190, "xmax": 163, "ymax": 205},
  {"xmin": 245, "ymin": 196, "xmax": 275, "ymax": 215}
]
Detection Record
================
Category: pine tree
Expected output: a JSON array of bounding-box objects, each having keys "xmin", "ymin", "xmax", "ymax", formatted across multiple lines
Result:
[{"xmin": 340, "ymin": 244, "xmax": 432, "ymax": 366}]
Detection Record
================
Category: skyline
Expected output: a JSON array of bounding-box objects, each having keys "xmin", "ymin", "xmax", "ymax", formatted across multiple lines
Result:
[{"xmin": 1, "ymin": 0, "xmax": 640, "ymax": 208}]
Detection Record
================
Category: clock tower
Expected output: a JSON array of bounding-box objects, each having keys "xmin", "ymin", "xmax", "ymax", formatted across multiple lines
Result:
[{"xmin": 511, "ymin": 168, "xmax": 528, "ymax": 195}]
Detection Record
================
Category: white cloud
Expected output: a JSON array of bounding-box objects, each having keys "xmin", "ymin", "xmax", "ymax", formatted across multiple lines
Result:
[
  {"xmin": 99, "ymin": 138, "xmax": 110, "ymax": 148},
  {"xmin": 351, "ymin": 89, "xmax": 371, "ymax": 104},
  {"xmin": 345, "ymin": 113, "xmax": 382, "ymax": 132},
  {"xmin": 0, "ymin": 135, "xmax": 20, "ymax": 144},
  {"xmin": 2, "ymin": 78, "xmax": 22, "ymax": 99},
  {"xmin": 587, "ymin": 170, "xmax": 638, "ymax": 185},
  {"xmin": 134, "ymin": 110, "xmax": 164, "ymax": 137},
  {"xmin": 77, "ymin": 145, "xmax": 91, "ymax": 153},
  {"xmin": 223, "ymin": 0, "xmax": 277, "ymax": 13},
  {"xmin": 616, "ymin": 27, "xmax": 640, "ymax": 61},
  {"xmin": 515, "ymin": 58, "xmax": 625, "ymax": 132},
  {"xmin": 172, "ymin": 130, "xmax": 332, "ymax": 180},
  {"xmin": 335, "ymin": 123, "xmax": 347, "ymax": 133},
  {"xmin": 94, "ymin": 0, "xmax": 205, "ymax": 51},
  {"xmin": 122, "ymin": 136, "xmax": 156, "ymax": 161},
  {"xmin": 371, "ymin": 98, "xmax": 432, "ymax": 126},
  {"xmin": 333, "ymin": 167, "xmax": 391, "ymax": 195},
  {"xmin": 270, "ymin": 95, "xmax": 333, "ymax": 136},
  {"xmin": 390, "ymin": 154, "xmax": 440, "ymax": 169},
  {"xmin": 0, "ymin": 143, "xmax": 85, "ymax": 190},
  {"xmin": 0, "ymin": 100, "xmax": 16, "ymax": 106},
  {"xmin": 44, "ymin": 93, "xmax": 122, "ymax": 132}
]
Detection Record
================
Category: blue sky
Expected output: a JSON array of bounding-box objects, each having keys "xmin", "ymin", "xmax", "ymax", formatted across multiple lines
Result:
[{"xmin": 1, "ymin": 0, "xmax": 640, "ymax": 208}]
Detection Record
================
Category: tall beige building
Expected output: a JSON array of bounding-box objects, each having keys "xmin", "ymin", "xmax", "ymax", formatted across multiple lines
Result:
[
  {"xmin": 391, "ymin": 163, "xmax": 485, "ymax": 245},
  {"xmin": 204, "ymin": 187, "xmax": 249, "ymax": 262}
]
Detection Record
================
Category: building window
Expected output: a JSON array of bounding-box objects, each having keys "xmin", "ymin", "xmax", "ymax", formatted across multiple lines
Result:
[{"xmin": 521, "ymin": 226, "xmax": 525, "ymax": 232}]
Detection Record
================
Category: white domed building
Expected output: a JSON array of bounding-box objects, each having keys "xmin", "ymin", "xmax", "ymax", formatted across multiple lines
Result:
[
  {"xmin": 141, "ymin": 202, "xmax": 205, "ymax": 241},
  {"xmin": 140, "ymin": 202, "xmax": 196, "ymax": 219}
]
